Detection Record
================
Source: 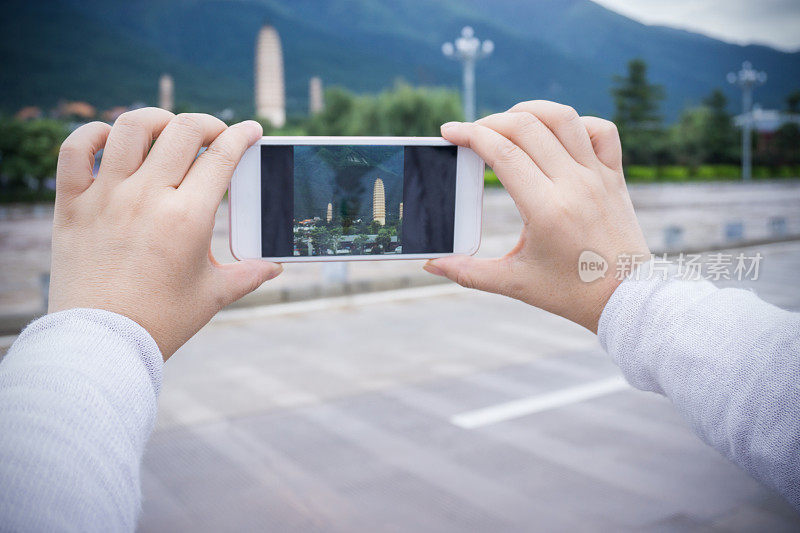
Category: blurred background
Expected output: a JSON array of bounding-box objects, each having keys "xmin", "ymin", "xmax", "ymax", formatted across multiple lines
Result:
[{"xmin": 1, "ymin": 0, "xmax": 800, "ymax": 531}]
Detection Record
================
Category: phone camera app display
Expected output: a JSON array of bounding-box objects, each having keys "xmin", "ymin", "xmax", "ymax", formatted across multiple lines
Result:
[{"xmin": 260, "ymin": 144, "xmax": 457, "ymax": 258}]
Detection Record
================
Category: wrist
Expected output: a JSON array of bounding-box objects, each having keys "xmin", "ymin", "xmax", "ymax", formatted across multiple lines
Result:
[
  {"xmin": 572, "ymin": 250, "xmax": 650, "ymax": 333},
  {"xmin": 574, "ymin": 275, "xmax": 625, "ymax": 333}
]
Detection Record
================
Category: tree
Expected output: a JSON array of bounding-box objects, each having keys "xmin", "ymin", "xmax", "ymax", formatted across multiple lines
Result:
[
  {"xmin": 375, "ymin": 228, "xmax": 392, "ymax": 253},
  {"xmin": 369, "ymin": 220, "xmax": 383, "ymax": 233},
  {"xmin": 670, "ymin": 107, "xmax": 709, "ymax": 168},
  {"xmin": 611, "ymin": 59, "xmax": 666, "ymax": 165},
  {"xmin": 310, "ymin": 226, "xmax": 334, "ymax": 255},
  {"xmin": 353, "ymin": 234, "xmax": 368, "ymax": 254},
  {"xmin": 306, "ymin": 87, "xmax": 359, "ymax": 136},
  {"xmin": 670, "ymin": 89, "xmax": 737, "ymax": 167},
  {"xmin": 772, "ymin": 90, "xmax": 800, "ymax": 166},
  {"xmin": 0, "ymin": 118, "xmax": 68, "ymax": 199},
  {"xmin": 700, "ymin": 89, "xmax": 737, "ymax": 164},
  {"xmin": 307, "ymin": 82, "xmax": 462, "ymax": 136},
  {"xmin": 371, "ymin": 82, "xmax": 463, "ymax": 136},
  {"xmin": 329, "ymin": 227, "xmax": 343, "ymax": 254},
  {"xmin": 786, "ymin": 91, "xmax": 800, "ymax": 114}
]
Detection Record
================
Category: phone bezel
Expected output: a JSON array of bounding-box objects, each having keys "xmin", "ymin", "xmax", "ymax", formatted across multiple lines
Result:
[{"xmin": 229, "ymin": 136, "xmax": 483, "ymax": 262}]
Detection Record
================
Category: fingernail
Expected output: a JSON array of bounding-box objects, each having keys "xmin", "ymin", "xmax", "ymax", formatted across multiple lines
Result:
[
  {"xmin": 423, "ymin": 263, "xmax": 446, "ymax": 277},
  {"xmin": 238, "ymin": 120, "xmax": 263, "ymax": 144},
  {"xmin": 441, "ymin": 121, "xmax": 461, "ymax": 130}
]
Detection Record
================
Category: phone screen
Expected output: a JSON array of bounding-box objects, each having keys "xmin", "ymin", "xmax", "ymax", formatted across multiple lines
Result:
[{"xmin": 260, "ymin": 144, "xmax": 458, "ymax": 258}]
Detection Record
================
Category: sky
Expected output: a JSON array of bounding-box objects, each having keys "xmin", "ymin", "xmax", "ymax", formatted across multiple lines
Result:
[{"xmin": 591, "ymin": 0, "xmax": 800, "ymax": 52}]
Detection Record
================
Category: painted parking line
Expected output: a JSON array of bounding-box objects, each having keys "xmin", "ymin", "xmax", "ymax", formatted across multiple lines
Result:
[{"xmin": 450, "ymin": 376, "xmax": 630, "ymax": 429}]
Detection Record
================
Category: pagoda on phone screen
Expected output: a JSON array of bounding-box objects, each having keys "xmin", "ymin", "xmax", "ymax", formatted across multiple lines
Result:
[{"xmin": 373, "ymin": 178, "xmax": 386, "ymax": 226}]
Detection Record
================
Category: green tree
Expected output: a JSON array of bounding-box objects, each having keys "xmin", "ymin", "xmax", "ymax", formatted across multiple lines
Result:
[
  {"xmin": 306, "ymin": 87, "xmax": 359, "ymax": 136},
  {"xmin": 611, "ymin": 59, "xmax": 666, "ymax": 165},
  {"xmin": 310, "ymin": 226, "xmax": 334, "ymax": 255},
  {"xmin": 329, "ymin": 227, "xmax": 343, "ymax": 254},
  {"xmin": 0, "ymin": 118, "xmax": 68, "ymax": 200},
  {"xmin": 375, "ymin": 228, "xmax": 392, "ymax": 253},
  {"xmin": 371, "ymin": 82, "xmax": 463, "ymax": 136},
  {"xmin": 700, "ymin": 89, "xmax": 737, "ymax": 164},
  {"xmin": 670, "ymin": 89, "xmax": 737, "ymax": 167},
  {"xmin": 307, "ymin": 82, "xmax": 462, "ymax": 136},
  {"xmin": 369, "ymin": 220, "xmax": 383, "ymax": 233},
  {"xmin": 772, "ymin": 90, "xmax": 800, "ymax": 166},
  {"xmin": 352, "ymin": 234, "xmax": 368, "ymax": 254},
  {"xmin": 786, "ymin": 91, "xmax": 800, "ymax": 114},
  {"xmin": 670, "ymin": 107, "xmax": 709, "ymax": 168}
]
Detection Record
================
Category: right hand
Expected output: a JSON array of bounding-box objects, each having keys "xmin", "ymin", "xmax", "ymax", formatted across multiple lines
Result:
[{"xmin": 424, "ymin": 101, "xmax": 650, "ymax": 333}]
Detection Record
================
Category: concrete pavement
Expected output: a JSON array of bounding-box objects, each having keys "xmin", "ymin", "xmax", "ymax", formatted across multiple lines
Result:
[{"xmin": 137, "ymin": 240, "xmax": 800, "ymax": 531}]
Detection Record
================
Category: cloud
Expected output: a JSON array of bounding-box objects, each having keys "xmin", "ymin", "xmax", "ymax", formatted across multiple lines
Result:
[{"xmin": 592, "ymin": 0, "xmax": 800, "ymax": 51}]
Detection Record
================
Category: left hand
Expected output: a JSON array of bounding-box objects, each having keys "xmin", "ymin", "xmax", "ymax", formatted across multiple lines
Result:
[{"xmin": 49, "ymin": 109, "xmax": 282, "ymax": 359}]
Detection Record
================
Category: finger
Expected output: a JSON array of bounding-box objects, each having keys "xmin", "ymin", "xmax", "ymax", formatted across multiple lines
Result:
[
  {"xmin": 424, "ymin": 255, "xmax": 512, "ymax": 295},
  {"xmin": 509, "ymin": 101, "xmax": 596, "ymax": 167},
  {"xmin": 180, "ymin": 121, "xmax": 262, "ymax": 211},
  {"xmin": 475, "ymin": 112, "xmax": 577, "ymax": 179},
  {"xmin": 440, "ymin": 121, "xmax": 548, "ymax": 222},
  {"xmin": 581, "ymin": 117, "xmax": 623, "ymax": 171},
  {"xmin": 98, "ymin": 107, "xmax": 174, "ymax": 184},
  {"xmin": 56, "ymin": 121, "xmax": 111, "ymax": 198},
  {"xmin": 137, "ymin": 113, "xmax": 228, "ymax": 188},
  {"xmin": 215, "ymin": 260, "xmax": 283, "ymax": 308}
]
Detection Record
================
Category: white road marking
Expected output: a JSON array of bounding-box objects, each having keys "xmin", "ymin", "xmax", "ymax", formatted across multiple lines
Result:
[
  {"xmin": 213, "ymin": 283, "xmax": 465, "ymax": 323},
  {"xmin": 450, "ymin": 376, "xmax": 630, "ymax": 429}
]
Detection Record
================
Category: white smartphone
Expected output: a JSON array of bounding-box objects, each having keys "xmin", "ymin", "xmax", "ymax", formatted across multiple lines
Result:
[{"xmin": 229, "ymin": 137, "xmax": 484, "ymax": 262}]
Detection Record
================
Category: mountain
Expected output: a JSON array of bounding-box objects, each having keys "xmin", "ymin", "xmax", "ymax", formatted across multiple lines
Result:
[
  {"xmin": 2, "ymin": 0, "xmax": 798, "ymax": 120},
  {"xmin": 0, "ymin": 0, "xmax": 251, "ymax": 115}
]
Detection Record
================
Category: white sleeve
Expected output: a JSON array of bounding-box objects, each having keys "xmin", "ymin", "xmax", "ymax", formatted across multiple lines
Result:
[
  {"xmin": 598, "ymin": 271, "xmax": 800, "ymax": 509},
  {"xmin": 0, "ymin": 308, "xmax": 163, "ymax": 532}
]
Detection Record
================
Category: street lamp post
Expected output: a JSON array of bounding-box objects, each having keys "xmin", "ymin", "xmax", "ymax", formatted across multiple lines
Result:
[
  {"xmin": 442, "ymin": 26, "xmax": 494, "ymax": 122},
  {"xmin": 727, "ymin": 61, "xmax": 767, "ymax": 182}
]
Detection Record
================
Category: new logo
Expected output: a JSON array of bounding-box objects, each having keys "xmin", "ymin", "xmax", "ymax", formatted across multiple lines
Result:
[{"xmin": 578, "ymin": 250, "xmax": 607, "ymax": 283}]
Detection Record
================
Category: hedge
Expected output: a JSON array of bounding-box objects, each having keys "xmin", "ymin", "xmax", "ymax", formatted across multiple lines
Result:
[{"xmin": 484, "ymin": 166, "xmax": 800, "ymax": 186}]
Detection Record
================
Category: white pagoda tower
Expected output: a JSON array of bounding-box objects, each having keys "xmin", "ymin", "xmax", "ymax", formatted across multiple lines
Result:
[
  {"xmin": 158, "ymin": 74, "xmax": 174, "ymax": 112},
  {"xmin": 372, "ymin": 178, "xmax": 386, "ymax": 226},
  {"xmin": 255, "ymin": 25, "xmax": 286, "ymax": 128}
]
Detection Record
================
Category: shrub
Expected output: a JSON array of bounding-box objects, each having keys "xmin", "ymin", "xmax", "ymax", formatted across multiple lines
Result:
[
  {"xmin": 659, "ymin": 166, "xmax": 690, "ymax": 181},
  {"xmin": 625, "ymin": 165, "xmax": 658, "ymax": 182},
  {"xmin": 484, "ymin": 168, "xmax": 502, "ymax": 187}
]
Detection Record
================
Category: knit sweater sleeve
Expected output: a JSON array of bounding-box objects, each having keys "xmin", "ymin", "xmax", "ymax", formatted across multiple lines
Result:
[
  {"xmin": 598, "ymin": 273, "xmax": 800, "ymax": 509},
  {"xmin": 0, "ymin": 308, "xmax": 163, "ymax": 532}
]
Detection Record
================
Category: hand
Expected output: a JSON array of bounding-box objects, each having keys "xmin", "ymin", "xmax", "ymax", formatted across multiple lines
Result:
[
  {"xmin": 49, "ymin": 108, "xmax": 282, "ymax": 359},
  {"xmin": 425, "ymin": 101, "xmax": 650, "ymax": 332}
]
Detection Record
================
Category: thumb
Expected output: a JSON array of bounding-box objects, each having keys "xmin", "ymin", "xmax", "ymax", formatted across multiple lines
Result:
[
  {"xmin": 216, "ymin": 260, "xmax": 283, "ymax": 307},
  {"xmin": 424, "ymin": 255, "xmax": 510, "ymax": 295}
]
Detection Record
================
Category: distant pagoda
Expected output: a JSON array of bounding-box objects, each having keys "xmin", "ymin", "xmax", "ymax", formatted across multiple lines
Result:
[
  {"xmin": 158, "ymin": 73, "xmax": 174, "ymax": 112},
  {"xmin": 309, "ymin": 76, "xmax": 324, "ymax": 115},
  {"xmin": 255, "ymin": 25, "xmax": 286, "ymax": 128}
]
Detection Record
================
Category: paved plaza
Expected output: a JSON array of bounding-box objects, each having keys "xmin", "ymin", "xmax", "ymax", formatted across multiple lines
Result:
[
  {"xmin": 1, "ymin": 182, "xmax": 800, "ymax": 530},
  {"xmin": 137, "ymin": 241, "xmax": 800, "ymax": 532}
]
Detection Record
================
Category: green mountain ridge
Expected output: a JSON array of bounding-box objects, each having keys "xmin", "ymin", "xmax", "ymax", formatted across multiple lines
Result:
[{"xmin": 2, "ymin": 0, "xmax": 798, "ymax": 120}]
